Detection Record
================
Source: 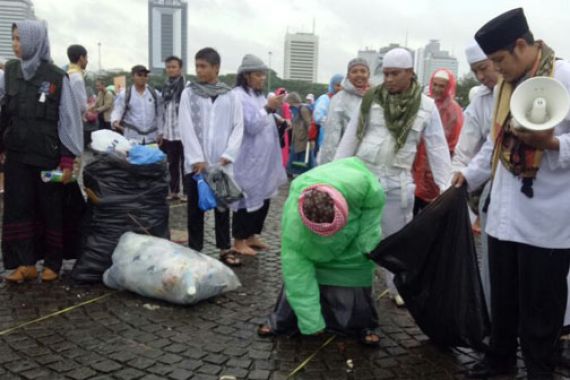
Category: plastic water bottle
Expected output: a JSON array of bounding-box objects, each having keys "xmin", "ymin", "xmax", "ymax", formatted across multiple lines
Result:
[{"xmin": 40, "ymin": 170, "xmax": 76, "ymax": 183}]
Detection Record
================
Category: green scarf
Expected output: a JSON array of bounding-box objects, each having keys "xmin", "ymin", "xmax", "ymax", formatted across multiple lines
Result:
[{"xmin": 357, "ymin": 78, "xmax": 422, "ymax": 151}]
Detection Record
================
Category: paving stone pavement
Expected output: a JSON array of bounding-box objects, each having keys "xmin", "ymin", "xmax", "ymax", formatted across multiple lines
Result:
[{"xmin": 0, "ymin": 184, "xmax": 569, "ymax": 379}]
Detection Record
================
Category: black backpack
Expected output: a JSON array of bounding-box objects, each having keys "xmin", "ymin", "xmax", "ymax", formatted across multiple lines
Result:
[{"xmin": 119, "ymin": 85, "xmax": 159, "ymax": 125}]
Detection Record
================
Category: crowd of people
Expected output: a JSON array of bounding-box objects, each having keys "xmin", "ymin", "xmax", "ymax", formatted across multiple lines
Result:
[{"xmin": 1, "ymin": 6, "xmax": 570, "ymax": 379}]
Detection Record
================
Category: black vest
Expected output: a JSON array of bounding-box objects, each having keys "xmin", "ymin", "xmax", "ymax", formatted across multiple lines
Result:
[{"xmin": 3, "ymin": 59, "xmax": 65, "ymax": 169}]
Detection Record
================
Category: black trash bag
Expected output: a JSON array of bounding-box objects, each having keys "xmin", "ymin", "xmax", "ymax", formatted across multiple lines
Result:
[
  {"xmin": 369, "ymin": 186, "xmax": 490, "ymax": 349},
  {"xmin": 71, "ymin": 153, "xmax": 169, "ymax": 283}
]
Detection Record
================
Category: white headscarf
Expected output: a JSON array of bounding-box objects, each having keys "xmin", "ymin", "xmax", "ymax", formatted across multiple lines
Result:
[
  {"xmin": 14, "ymin": 20, "xmax": 51, "ymax": 80},
  {"xmin": 433, "ymin": 70, "xmax": 450, "ymax": 81}
]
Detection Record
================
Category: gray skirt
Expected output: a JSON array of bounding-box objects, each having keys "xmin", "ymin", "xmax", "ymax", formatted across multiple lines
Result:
[{"xmin": 268, "ymin": 285, "xmax": 379, "ymax": 337}]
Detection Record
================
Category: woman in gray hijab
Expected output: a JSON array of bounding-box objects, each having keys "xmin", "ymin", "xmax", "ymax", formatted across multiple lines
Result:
[
  {"xmin": 317, "ymin": 58, "xmax": 370, "ymax": 165},
  {"xmin": 0, "ymin": 20, "xmax": 83, "ymax": 283}
]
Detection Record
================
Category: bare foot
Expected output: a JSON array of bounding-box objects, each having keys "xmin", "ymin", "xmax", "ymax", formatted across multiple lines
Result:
[
  {"xmin": 246, "ymin": 235, "xmax": 269, "ymax": 251},
  {"xmin": 233, "ymin": 240, "xmax": 257, "ymax": 256}
]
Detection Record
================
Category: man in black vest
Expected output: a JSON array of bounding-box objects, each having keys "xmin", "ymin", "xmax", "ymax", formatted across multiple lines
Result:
[{"xmin": 0, "ymin": 20, "xmax": 83, "ymax": 283}]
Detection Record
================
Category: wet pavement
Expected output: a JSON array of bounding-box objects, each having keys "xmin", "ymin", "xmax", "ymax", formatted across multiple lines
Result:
[{"xmin": 0, "ymin": 185, "xmax": 569, "ymax": 379}]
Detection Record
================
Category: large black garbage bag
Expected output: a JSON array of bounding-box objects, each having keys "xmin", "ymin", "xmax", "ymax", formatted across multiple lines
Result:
[
  {"xmin": 71, "ymin": 153, "xmax": 169, "ymax": 283},
  {"xmin": 369, "ymin": 186, "xmax": 490, "ymax": 348}
]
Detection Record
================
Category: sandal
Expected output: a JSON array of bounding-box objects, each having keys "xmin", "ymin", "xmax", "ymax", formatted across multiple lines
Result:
[
  {"xmin": 360, "ymin": 329, "xmax": 381, "ymax": 347},
  {"xmin": 220, "ymin": 250, "xmax": 242, "ymax": 267},
  {"xmin": 257, "ymin": 324, "xmax": 275, "ymax": 337}
]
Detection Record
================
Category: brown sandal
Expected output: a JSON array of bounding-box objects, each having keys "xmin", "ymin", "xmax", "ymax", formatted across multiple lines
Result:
[{"xmin": 220, "ymin": 250, "xmax": 242, "ymax": 267}]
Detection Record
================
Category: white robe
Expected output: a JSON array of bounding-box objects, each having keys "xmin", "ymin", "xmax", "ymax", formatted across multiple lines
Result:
[
  {"xmin": 452, "ymin": 85, "xmax": 494, "ymax": 172},
  {"xmin": 178, "ymin": 87, "xmax": 243, "ymax": 174},
  {"xmin": 317, "ymin": 85, "xmax": 363, "ymax": 165}
]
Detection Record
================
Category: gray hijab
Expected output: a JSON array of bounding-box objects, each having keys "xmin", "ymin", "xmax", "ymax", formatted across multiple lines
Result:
[
  {"xmin": 15, "ymin": 20, "xmax": 83, "ymax": 156},
  {"xmin": 189, "ymin": 81, "xmax": 232, "ymax": 98},
  {"xmin": 14, "ymin": 20, "xmax": 51, "ymax": 80}
]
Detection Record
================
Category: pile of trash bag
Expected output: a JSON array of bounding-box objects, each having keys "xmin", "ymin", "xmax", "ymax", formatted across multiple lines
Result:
[
  {"xmin": 369, "ymin": 186, "xmax": 490, "ymax": 349},
  {"xmin": 103, "ymin": 233, "xmax": 241, "ymax": 304},
  {"xmin": 72, "ymin": 149, "xmax": 169, "ymax": 283}
]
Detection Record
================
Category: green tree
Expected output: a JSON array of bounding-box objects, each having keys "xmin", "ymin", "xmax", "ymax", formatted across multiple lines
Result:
[
  {"xmin": 456, "ymin": 73, "xmax": 480, "ymax": 108},
  {"xmin": 86, "ymin": 69, "xmax": 328, "ymax": 101}
]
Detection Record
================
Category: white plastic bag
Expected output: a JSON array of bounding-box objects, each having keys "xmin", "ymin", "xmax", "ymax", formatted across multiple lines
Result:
[
  {"xmin": 90, "ymin": 130, "xmax": 132, "ymax": 155},
  {"xmin": 103, "ymin": 233, "xmax": 241, "ymax": 304}
]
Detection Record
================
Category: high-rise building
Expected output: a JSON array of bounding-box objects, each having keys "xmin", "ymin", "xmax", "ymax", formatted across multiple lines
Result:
[
  {"xmin": 284, "ymin": 32, "xmax": 319, "ymax": 82},
  {"xmin": 357, "ymin": 43, "xmax": 414, "ymax": 85},
  {"xmin": 148, "ymin": 0, "xmax": 187, "ymax": 74},
  {"xmin": 0, "ymin": 0, "xmax": 35, "ymax": 60},
  {"xmin": 357, "ymin": 48, "xmax": 378, "ymax": 72},
  {"xmin": 416, "ymin": 40, "xmax": 458, "ymax": 86}
]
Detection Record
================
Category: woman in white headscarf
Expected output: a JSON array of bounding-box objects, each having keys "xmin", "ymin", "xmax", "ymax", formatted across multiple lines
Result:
[{"xmin": 0, "ymin": 20, "xmax": 83, "ymax": 283}]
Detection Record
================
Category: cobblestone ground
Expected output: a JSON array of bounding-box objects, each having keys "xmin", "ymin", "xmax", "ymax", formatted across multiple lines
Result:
[{"xmin": 0, "ymin": 185, "xmax": 569, "ymax": 379}]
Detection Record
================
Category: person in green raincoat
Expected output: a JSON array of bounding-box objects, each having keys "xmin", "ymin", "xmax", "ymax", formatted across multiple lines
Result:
[{"xmin": 258, "ymin": 157, "xmax": 385, "ymax": 345}]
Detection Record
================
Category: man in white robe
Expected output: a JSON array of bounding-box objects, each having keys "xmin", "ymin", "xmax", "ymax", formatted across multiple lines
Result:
[
  {"xmin": 335, "ymin": 48, "xmax": 451, "ymax": 307},
  {"xmin": 178, "ymin": 47, "xmax": 243, "ymax": 266},
  {"xmin": 454, "ymin": 8, "xmax": 570, "ymax": 378}
]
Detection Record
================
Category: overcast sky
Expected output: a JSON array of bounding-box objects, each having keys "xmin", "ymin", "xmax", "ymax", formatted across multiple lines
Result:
[{"xmin": 34, "ymin": 0, "xmax": 570, "ymax": 83}]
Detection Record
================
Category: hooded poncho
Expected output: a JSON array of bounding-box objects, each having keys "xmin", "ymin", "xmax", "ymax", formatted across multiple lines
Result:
[
  {"xmin": 281, "ymin": 157, "xmax": 385, "ymax": 334},
  {"xmin": 413, "ymin": 68, "xmax": 463, "ymax": 202}
]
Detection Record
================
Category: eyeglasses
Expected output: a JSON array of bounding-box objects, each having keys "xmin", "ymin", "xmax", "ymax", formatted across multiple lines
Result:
[{"xmin": 135, "ymin": 73, "xmax": 149, "ymax": 77}]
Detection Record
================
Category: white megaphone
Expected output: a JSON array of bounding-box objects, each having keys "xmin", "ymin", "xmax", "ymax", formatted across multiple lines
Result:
[{"xmin": 510, "ymin": 76, "xmax": 570, "ymax": 131}]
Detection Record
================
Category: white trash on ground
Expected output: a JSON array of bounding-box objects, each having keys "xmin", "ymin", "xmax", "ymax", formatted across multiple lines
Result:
[{"xmin": 103, "ymin": 232, "xmax": 241, "ymax": 304}]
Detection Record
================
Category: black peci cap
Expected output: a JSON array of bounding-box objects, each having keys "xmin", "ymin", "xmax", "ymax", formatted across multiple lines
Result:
[{"xmin": 475, "ymin": 8, "xmax": 530, "ymax": 55}]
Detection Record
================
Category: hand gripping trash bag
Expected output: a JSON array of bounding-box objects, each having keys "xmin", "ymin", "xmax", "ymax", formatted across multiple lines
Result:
[
  {"xmin": 194, "ymin": 173, "xmax": 217, "ymax": 211},
  {"xmin": 103, "ymin": 233, "xmax": 241, "ymax": 304},
  {"xmin": 369, "ymin": 186, "xmax": 490, "ymax": 349},
  {"xmin": 72, "ymin": 153, "xmax": 169, "ymax": 283},
  {"xmin": 205, "ymin": 166, "xmax": 244, "ymax": 210}
]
